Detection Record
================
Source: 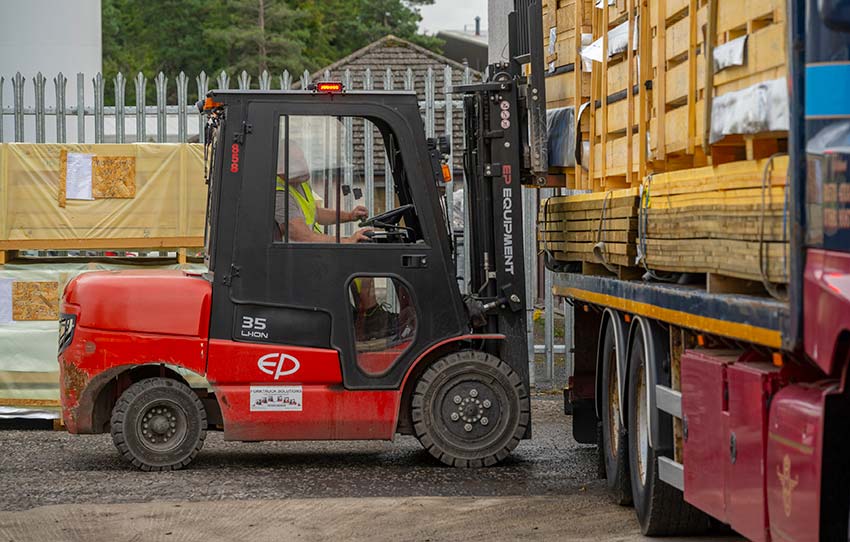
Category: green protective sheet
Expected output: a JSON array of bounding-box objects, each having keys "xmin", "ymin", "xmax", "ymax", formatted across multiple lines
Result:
[{"xmin": 0, "ymin": 261, "xmax": 207, "ymax": 414}]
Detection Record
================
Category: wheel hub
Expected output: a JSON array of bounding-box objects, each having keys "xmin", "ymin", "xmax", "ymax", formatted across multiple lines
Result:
[
  {"xmin": 138, "ymin": 403, "xmax": 185, "ymax": 449},
  {"xmin": 442, "ymin": 384, "xmax": 499, "ymax": 439}
]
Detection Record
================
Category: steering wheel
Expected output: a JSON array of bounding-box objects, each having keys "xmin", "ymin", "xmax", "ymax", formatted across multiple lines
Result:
[{"xmin": 358, "ymin": 204, "xmax": 415, "ymax": 228}]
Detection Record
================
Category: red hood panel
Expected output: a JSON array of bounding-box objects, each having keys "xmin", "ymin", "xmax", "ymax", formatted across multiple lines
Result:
[{"xmin": 65, "ymin": 270, "xmax": 212, "ymax": 337}]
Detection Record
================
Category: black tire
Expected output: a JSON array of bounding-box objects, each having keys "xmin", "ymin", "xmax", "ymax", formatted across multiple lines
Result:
[
  {"xmin": 411, "ymin": 350, "xmax": 530, "ymax": 467},
  {"xmin": 111, "ymin": 377, "xmax": 207, "ymax": 471},
  {"xmin": 627, "ymin": 331, "xmax": 710, "ymax": 536},
  {"xmin": 600, "ymin": 322, "xmax": 632, "ymax": 505}
]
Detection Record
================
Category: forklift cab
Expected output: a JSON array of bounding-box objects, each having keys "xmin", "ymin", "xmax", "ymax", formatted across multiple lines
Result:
[{"xmin": 202, "ymin": 87, "xmax": 471, "ymax": 389}]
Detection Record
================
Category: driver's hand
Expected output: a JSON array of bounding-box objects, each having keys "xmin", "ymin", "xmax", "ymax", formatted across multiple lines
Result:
[
  {"xmin": 348, "ymin": 205, "xmax": 369, "ymax": 223},
  {"xmin": 344, "ymin": 227, "xmax": 373, "ymax": 243}
]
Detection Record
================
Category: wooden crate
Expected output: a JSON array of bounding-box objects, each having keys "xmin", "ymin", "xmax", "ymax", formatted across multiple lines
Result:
[
  {"xmin": 585, "ymin": 0, "xmax": 649, "ymax": 189},
  {"xmin": 649, "ymin": 0, "xmax": 788, "ymax": 166},
  {"xmin": 543, "ymin": 0, "xmax": 594, "ymax": 188}
]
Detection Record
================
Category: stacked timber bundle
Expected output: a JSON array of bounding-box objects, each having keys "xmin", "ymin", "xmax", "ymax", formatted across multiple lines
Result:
[
  {"xmin": 641, "ymin": 156, "xmax": 789, "ymax": 284},
  {"xmin": 538, "ymin": 188, "xmax": 639, "ymax": 272}
]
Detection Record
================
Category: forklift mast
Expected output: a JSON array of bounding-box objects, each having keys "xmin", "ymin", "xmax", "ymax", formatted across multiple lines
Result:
[{"xmin": 457, "ymin": 0, "xmax": 547, "ymax": 374}]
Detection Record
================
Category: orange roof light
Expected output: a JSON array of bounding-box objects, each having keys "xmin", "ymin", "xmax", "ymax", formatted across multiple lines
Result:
[
  {"xmin": 314, "ymin": 81, "xmax": 344, "ymax": 93},
  {"xmin": 203, "ymin": 97, "xmax": 223, "ymax": 111}
]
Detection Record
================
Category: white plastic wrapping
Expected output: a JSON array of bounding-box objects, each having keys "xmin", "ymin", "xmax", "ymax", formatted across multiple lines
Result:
[{"xmin": 710, "ymin": 78, "xmax": 789, "ymax": 144}]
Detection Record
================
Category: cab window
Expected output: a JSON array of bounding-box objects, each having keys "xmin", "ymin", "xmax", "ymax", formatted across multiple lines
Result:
[{"xmin": 273, "ymin": 114, "xmax": 423, "ymax": 244}]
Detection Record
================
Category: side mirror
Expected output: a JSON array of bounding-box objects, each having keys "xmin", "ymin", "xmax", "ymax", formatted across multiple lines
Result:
[{"xmin": 820, "ymin": 0, "xmax": 850, "ymax": 32}]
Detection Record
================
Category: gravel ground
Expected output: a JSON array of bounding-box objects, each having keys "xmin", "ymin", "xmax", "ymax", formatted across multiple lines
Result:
[{"xmin": 0, "ymin": 398, "xmax": 731, "ymax": 541}]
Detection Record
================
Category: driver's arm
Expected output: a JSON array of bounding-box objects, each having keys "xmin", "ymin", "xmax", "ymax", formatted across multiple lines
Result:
[
  {"xmin": 315, "ymin": 205, "xmax": 368, "ymax": 225},
  {"xmin": 284, "ymin": 219, "xmax": 371, "ymax": 244}
]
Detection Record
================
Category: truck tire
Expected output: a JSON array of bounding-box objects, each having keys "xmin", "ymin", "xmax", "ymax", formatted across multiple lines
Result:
[
  {"xmin": 600, "ymin": 322, "xmax": 632, "ymax": 505},
  {"xmin": 627, "ymin": 332, "xmax": 709, "ymax": 535},
  {"xmin": 411, "ymin": 350, "xmax": 530, "ymax": 467},
  {"xmin": 111, "ymin": 377, "xmax": 207, "ymax": 471}
]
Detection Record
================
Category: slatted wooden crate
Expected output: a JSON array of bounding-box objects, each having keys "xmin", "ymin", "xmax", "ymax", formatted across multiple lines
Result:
[
  {"xmin": 649, "ymin": 0, "xmax": 788, "ymax": 168},
  {"xmin": 585, "ymin": 0, "xmax": 649, "ymax": 190},
  {"xmin": 538, "ymin": 188, "xmax": 640, "ymax": 272},
  {"xmin": 643, "ymin": 156, "xmax": 789, "ymax": 283}
]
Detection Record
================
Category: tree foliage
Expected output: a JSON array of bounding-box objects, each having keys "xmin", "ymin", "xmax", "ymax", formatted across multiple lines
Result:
[{"xmin": 102, "ymin": 0, "xmax": 440, "ymax": 104}]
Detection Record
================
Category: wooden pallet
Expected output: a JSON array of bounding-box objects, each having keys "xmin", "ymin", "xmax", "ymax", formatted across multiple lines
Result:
[{"xmin": 0, "ymin": 237, "xmax": 204, "ymax": 265}]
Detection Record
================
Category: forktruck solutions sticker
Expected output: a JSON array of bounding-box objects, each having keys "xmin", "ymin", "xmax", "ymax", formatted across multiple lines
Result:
[{"xmin": 249, "ymin": 385, "xmax": 303, "ymax": 412}]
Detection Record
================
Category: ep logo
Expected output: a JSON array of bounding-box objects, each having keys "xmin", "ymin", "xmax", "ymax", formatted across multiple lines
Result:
[{"xmin": 257, "ymin": 353, "xmax": 301, "ymax": 380}]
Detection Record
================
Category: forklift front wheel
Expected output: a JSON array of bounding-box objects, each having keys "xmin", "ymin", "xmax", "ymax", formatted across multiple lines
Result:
[
  {"xmin": 110, "ymin": 377, "xmax": 207, "ymax": 471},
  {"xmin": 411, "ymin": 350, "xmax": 530, "ymax": 468}
]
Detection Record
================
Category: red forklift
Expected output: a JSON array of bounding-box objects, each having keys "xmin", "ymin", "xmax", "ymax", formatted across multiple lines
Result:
[{"xmin": 58, "ymin": 4, "xmax": 549, "ymax": 470}]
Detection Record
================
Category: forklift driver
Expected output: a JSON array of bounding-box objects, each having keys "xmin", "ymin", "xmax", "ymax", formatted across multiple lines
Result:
[
  {"xmin": 274, "ymin": 142, "xmax": 395, "ymax": 340},
  {"xmin": 274, "ymin": 143, "xmax": 371, "ymax": 243}
]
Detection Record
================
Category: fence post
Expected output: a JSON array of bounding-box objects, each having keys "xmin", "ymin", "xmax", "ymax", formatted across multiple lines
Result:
[
  {"xmin": 93, "ymin": 72, "xmax": 105, "ymax": 143},
  {"xmin": 461, "ymin": 64, "xmax": 472, "ymax": 294},
  {"xmin": 523, "ymin": 187, "xmax": 538, "ymax": 387},
  {"xmin": 364, "ymin": 68, "xmax": 375, "ymax": 216},
  {"xmin": 238, "ymin": 70, "xmax": 251, "ymax": 90},
  {"xmin": 114, "ymin": 72, "xmax": 126, "ymax": 143},
  {"xmin": 33, "ymin": 73, "xmax": 46, "ymax": 143},
  {"xmin": 196, "ymin": 71, "xmax": 209, "ymax": 144},
  {"xmin": 425, "ymin": 67, "xmax": 435, "ymax": 139},
  {"xmin": 134, "ymin": 72, "xmax": 146, "ymax": 142},
  {"xmin": 280, "ymin": 70, "xmax": 291, "ymax": 90},
  {"xmin": 176, "ymin": 71, "xmax": 188, "ymax": 143},
  {"xmin": 259, "ymin": 70, "xmax": 271, "ymax": 90},
  {"xmin": 155, "ymin": 72, "xmax": 167, "ymax": 143},
  {"xmin": 216, "ymin": 71, "xmax": 229, "ymax": 91},
  {"xmin": 343, "ymin": 68, "xmax": 354, "ymax": 236},
  {"xmin": 383, "ymin": 68, "xmax": 394, "ymax": 213},
  {"xmin": 443, "ymin": 65, "xmax": 454, "ymax": 228},
  {"xmin": 12, "ymin": 72, "xmax": 24, "ymax": 142},
  {"xmin": 76, "ymin": 73, "xmax": 85, "ymax": 143}
]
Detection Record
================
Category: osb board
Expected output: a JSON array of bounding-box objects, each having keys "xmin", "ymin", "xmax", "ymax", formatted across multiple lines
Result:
[
  {"xmin": 92, "ymin": 156, "xmax": 136, "ymax": 198},
  {"xmin": 11, "ymin": 281, "xmax": 59, "ymax": 321}
]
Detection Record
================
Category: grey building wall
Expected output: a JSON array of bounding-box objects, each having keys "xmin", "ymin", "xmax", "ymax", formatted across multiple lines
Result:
[{"xmin": 0, "ymin": 0, "xmax": 102, "ymax": 142}]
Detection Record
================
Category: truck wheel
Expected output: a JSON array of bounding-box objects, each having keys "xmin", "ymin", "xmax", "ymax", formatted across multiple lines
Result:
[
  {"xmin": 110, "ymin": 377, "xmax": 207, "ymax": 471},
  {"xmin": 411, "ymin": 350, "xmax": 529, "ymax": 467},
  {"xmin": 601, "ymin": 322, "xmax": 632, "ymax": 505},
  {"xmin": 627, "ymin": 332, "xmax": 709, "ymax": 535}
]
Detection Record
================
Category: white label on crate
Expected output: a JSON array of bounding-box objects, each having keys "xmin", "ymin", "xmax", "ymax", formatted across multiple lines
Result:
[{"xmin": 250, "ymin": 385, "xmax": 302, "ymax": 412}]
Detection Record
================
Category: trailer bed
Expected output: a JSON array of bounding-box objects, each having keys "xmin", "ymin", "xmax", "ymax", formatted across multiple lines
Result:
[{"xmin": 553, "ymin": 273, "xmax": 788, "ymax": 349}]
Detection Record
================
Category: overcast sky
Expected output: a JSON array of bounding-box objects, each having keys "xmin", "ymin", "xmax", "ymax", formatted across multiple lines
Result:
[{"xmin": 417, "ymin": 0, "xmax": 488, "ymax": 35}]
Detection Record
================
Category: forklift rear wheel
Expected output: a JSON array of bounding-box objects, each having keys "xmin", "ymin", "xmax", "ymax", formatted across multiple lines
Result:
[
  {"xmin": 110, "ymin": 377, "xmax": 207, "ymax": 471},
  {"xmin": 411, "ymin": 350, "xmax": 529, "ymax": 468}
]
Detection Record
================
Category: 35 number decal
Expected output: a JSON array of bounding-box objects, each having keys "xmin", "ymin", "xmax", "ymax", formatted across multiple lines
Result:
[{"xmin": 241, "ymin": 316, "xmax": 267, "ymax": 331}]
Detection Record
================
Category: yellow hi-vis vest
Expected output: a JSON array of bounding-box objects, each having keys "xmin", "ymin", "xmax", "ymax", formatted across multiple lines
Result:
[{"xmin": 276, "ymin": 177, "xmax": 321, "ymax": 233}]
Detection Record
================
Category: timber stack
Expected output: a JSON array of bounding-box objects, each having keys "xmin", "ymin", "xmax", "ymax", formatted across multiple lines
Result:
[{"xmin": 540, "ymin": 0, "xmax": 790, "ymax": 290}]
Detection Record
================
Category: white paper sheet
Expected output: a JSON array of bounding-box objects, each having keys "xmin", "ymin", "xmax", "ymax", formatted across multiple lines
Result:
[
  {"xmin": 0, "ymin": 279, "xmax": 11, "ymax": 324},
  {"xmin": 66, "ymin": 153, "xmax": 94, "ymax": 201}
]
